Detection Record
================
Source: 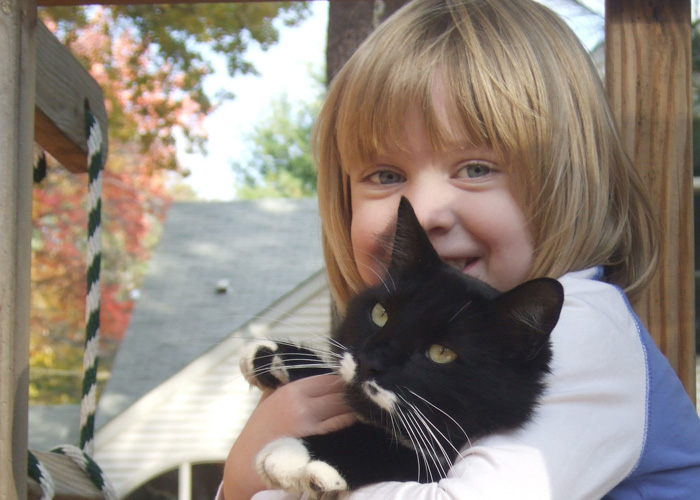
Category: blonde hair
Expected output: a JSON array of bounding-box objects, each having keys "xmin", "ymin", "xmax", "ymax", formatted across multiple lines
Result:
[{"xmin": 314, "ymin": 0, "xmax": 658, "ymax": 309}]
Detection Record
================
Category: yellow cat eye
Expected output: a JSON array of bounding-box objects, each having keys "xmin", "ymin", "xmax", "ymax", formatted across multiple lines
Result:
[
  {"xmin": 427, "ymin": 344, "xmax": 457, "ymax": 364},
  {"xmin": 371, "ymin": 303, "xmax": 388, "ymax": 327}
]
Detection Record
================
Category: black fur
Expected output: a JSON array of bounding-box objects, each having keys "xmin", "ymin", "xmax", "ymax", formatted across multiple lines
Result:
[{"xmin": 244, "ymin": 197, "xmax": 564, "ymax": 494}]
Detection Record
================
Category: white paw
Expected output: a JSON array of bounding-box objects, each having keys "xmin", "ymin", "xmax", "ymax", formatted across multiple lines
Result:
[
  {"xmin": 239, "ymin": 340, "xmax": 289, "ymax": 390},
  {"xmin": 256, "ymin": 438, "xmax": 310, "ymax": 490},
  {"xmin": 255, "ymin": 438, "xmax": 348, "ymax": 498},
  {"xmin": 304, "ymin": 460, "xmax": 348, "ymax": 496}
]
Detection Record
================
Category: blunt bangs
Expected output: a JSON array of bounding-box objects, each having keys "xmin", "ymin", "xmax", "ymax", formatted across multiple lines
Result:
[{"xmin": 332, "ymin": 0, "xmax": 552, "ymax": 185}]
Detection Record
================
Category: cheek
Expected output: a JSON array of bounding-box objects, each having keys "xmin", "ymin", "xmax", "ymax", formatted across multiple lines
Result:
[
  {"xmin": 486, "ymin": 220, "xmax": 534, "ymax": 290},
  {"xmin": 350, "ymin": 220, "xmax": 384, "ymax": 286},
  {"xmin": 490, "ymin": 250, "xmax": 534, "ymax": 291},
  {"xmin": 472, "ymin": 192, "xmax": 534, "ymax": 290},
  {"xmin": 350, "ymin": 206, "xmax": 394, "ymax": 286}
]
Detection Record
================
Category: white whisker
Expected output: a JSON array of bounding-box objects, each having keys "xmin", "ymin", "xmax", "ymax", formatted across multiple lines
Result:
[
  {"xmin": 404, "ymin": 398, "xmax": 457, "ymax": 474},
  {"xmin": 393, "ymin": 404, "xmax": 427, "ymax": 482},
  {"xmin": 400, "ymin": 405, "xmax": 438, "ymax": 482},
  {"xmin": 398, "ymin": 394, "xmax": 451, "ymax": 479},
  {"xmin": 341, "ymin": 254, "xmax": 395, "ymax": 293},
  {"xmin": 448, "ymin": 300, "xmax": 472, "ymax": 324},
  {"xmin": 407, "ymin": 390, "xmax": 471, "ymax": 452}
]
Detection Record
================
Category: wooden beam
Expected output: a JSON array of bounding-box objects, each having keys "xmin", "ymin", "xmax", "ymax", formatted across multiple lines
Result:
[
  {"xmin": 35, "ymin": 21, "xmax": 108, "ymax": 173},
  {"xmin": 0, "ymin": 1, "xmax": 37, "ymax": 499},
  {"xmin": 605, "ymin": 0, "xmax": 696, "ymax": 401}
]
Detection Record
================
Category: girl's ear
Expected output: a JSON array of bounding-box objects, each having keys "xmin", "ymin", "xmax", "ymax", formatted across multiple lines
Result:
[
  {"xmin": 388, "ymin": 197, "xmax": 443, "ymax": 275},
  {"xmin": 493, "ymin": 278, "xmax": 565, "ymax": 362}
]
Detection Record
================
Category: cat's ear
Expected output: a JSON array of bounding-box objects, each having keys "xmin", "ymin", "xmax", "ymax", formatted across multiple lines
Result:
[
  {"xmin": 387, "ymin": 197, "xmax": 442, "ymax": 274},
  {"xmin": 493, "ymin": 278, "xmax": 564, "ymax": 362}
]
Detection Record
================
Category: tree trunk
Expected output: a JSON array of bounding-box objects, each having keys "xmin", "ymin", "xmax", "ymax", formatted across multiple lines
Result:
[
  {"xmin": 326, "ymin": 1, "xmax": 374, "ymax": 83},
  {"xmin": 325, "ymin": 0, "xmax": 408, "ymax": 84}
]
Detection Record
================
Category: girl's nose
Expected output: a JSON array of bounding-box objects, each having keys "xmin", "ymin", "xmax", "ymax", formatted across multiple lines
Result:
[{"xmin": 405, "ymin": 189, "xmax": 458, "ymax": 236}]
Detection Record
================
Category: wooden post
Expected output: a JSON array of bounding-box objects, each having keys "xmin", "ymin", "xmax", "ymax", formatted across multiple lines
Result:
[
  {"xmin": 0, "ymin": 0, "xmax": 37, "ymax": 499},
  {"xmin": 605, "ymin": 0, "xmax": 696, "ymax": 401}
]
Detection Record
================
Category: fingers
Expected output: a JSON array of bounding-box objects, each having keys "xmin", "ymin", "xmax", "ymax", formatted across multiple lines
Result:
[
  {"xmin": 322, "ymin": 411, "xmax": 358, "ymax": 434},
  {"xmin": 279, "ymin": 373, "xmax": 345, "ymax": 398},
  {"xmin": 303, "ymin": 374, "xmax": 346, "ymax": 396},
  {"xmin": 260, "ymin": 375, "xmax": 356, "ymax": 436},
  {"xmin": 222, "ymin": 375, "xmax": 357, "ymax": 500}
]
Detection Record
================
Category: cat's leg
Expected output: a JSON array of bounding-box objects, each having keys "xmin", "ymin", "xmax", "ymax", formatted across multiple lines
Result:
[
  {"xmin": 255, "ymin": 437, "xmax": 348, "ymax": 499},
  {"xmin": 256, "ymin": 425, "xmax": 426, "ymax": 498},
  {"xmin": 240, "ymin": 340, "xmax": 331, "ymax": 391},
  {"xmin": 303, "ymin": 425, "xmax": 425, "ymax": 488}
]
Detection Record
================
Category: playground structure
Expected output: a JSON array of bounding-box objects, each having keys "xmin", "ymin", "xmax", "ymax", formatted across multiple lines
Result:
[{"xmin": 1, "ymin": 0, "xmax": 696, "ymax": 498}]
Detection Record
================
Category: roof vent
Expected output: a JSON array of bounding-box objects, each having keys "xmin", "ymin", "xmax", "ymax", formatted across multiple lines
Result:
[{"xmin": 216, "ymin": 279, "xmax": 230, "ymax": 294}]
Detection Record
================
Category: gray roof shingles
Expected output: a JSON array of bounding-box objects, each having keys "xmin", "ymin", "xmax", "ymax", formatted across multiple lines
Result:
[{"xmin": 96, "ymin": 198, "xmax": 325, "ymax": 427}]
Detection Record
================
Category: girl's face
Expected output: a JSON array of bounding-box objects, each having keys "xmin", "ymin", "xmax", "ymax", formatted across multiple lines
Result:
[{"xmin": 349, "ymin": 105, "xmax": 534, "ymax": 292}]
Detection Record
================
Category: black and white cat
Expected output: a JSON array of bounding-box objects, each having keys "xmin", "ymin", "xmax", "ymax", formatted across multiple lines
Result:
[{"xmin": 240, "ymin": 197, "xmax": 564, "ymax": 498}]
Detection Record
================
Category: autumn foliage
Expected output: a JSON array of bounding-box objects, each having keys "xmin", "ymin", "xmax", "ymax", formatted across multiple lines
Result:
[
  {"xmin": 31, "ymin": 148, "xmax": 171, "ymax": 403},
  {"xmin": 31, "ymin": 3, "xmax": 309, "ymax": 403}
]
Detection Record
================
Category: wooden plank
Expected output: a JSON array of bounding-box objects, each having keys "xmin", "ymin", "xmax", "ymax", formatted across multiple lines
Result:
[
  {"xmin": 27, "ymin": 452, "xmax": 103, "ymax": 500},
  {"xmin": 35, "ymin": 21, "xmax": 108, "ymax": 173},
  {"xmin": 0, "ymin": 1, "xmax": 37, "ymax": 499},
  {"xmin": 605, "ymin": 0, "xmax": 696, "ymax": 401}
]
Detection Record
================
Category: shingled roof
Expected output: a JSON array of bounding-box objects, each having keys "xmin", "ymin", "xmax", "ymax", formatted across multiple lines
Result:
[{"xmin": 96, "ymin": 198, "xmax": 324, "ymax": 428}]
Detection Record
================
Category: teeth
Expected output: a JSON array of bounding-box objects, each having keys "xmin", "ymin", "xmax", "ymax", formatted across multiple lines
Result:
[
  {"xmin": 443, "ymin": 258, "xmax": 475, "ymax": 271},
  {"xmin": 444, "ymin": 258, "xmax": 466, "ymax": 270}
]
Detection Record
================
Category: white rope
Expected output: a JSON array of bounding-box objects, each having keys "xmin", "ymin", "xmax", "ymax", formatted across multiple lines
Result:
[{"xmin": 28, "ymin": 451, "xmax": 55, "ymax": 500}]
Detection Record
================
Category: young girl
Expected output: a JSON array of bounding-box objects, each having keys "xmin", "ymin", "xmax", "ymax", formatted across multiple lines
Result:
[{"xmin": 222, "ymin": 0, "xmax": 700, "ymax": 498}]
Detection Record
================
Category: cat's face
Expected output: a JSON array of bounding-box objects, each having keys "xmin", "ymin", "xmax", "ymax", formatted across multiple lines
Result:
[{"xmin": 333, "ymin": 197, "xmax": 563, "ymax": 451}]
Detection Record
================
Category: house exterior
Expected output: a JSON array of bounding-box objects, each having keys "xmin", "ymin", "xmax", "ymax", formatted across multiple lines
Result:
[{"xmin": 83, "ymin": 198, "xmax": 330, "ymax": 498}]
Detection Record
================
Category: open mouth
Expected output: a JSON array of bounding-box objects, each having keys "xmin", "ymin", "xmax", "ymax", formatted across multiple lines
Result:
[{"xmin": 443, "ymin": 257, "xmax": 479, "ymax": 273}]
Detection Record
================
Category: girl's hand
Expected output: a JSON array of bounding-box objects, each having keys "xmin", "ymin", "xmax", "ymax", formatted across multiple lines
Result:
[{"xmin": 222, "ymin": 375, "xmax": 356, "ymax": 500}]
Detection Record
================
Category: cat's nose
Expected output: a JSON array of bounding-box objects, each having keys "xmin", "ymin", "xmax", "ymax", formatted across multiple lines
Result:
[
  {"xmin": 357, "ymin": 361, "xmax": 379, "ymax": 381},
  {"xmin": 356, "ymin": 353, "xmax": 387, "ymax": 380}
]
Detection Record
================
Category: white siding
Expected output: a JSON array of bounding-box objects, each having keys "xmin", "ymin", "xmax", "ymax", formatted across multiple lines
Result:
[{"xmin": 94, "ymin": 282, "xmax": 332, "ymax": 497}]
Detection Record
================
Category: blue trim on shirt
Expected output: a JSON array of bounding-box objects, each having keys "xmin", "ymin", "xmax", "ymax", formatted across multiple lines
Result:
[
  {"xmin": 603, "ymin": 287, "xmax": 700, "ymax": 499},
  {"xmin": 592, "ymin": 266, "xmax": 604, "ymax": 281}
]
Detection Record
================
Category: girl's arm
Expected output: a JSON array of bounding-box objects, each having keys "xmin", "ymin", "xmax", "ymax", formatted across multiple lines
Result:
[{"xmin": 222, "ymin": 374, "xmax": 356, "ymax": 500}]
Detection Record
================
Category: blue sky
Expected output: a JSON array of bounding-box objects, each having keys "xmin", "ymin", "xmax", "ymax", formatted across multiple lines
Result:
[{"xmin": 178, "ymin": 1, "xmax": 328, "ymax": 200}]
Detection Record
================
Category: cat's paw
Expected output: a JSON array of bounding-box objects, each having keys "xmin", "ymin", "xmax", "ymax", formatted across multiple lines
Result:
[
  {"xmin": 240, "ymin": 340, "xmax": 290, "ymax": 390},
  {"xmin": 255, "ymin": 438, "xmax": 310, "ymax": 491},
  {"xmin": 304, "ymin": 460, "xmax": 348, "ymax": 497},
  {"xmin": 256, "ymin": 438, "xmax": 348, "ymax": 499}
]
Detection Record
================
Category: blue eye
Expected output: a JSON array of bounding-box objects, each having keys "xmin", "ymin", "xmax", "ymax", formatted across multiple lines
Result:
[
  {"xmin": 459, "ymin": 163, "xmax": 492, "ymax": 178},
  {"xmin": 369, "ymin": 170, "xmax": 405, "ymax": 185}
]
